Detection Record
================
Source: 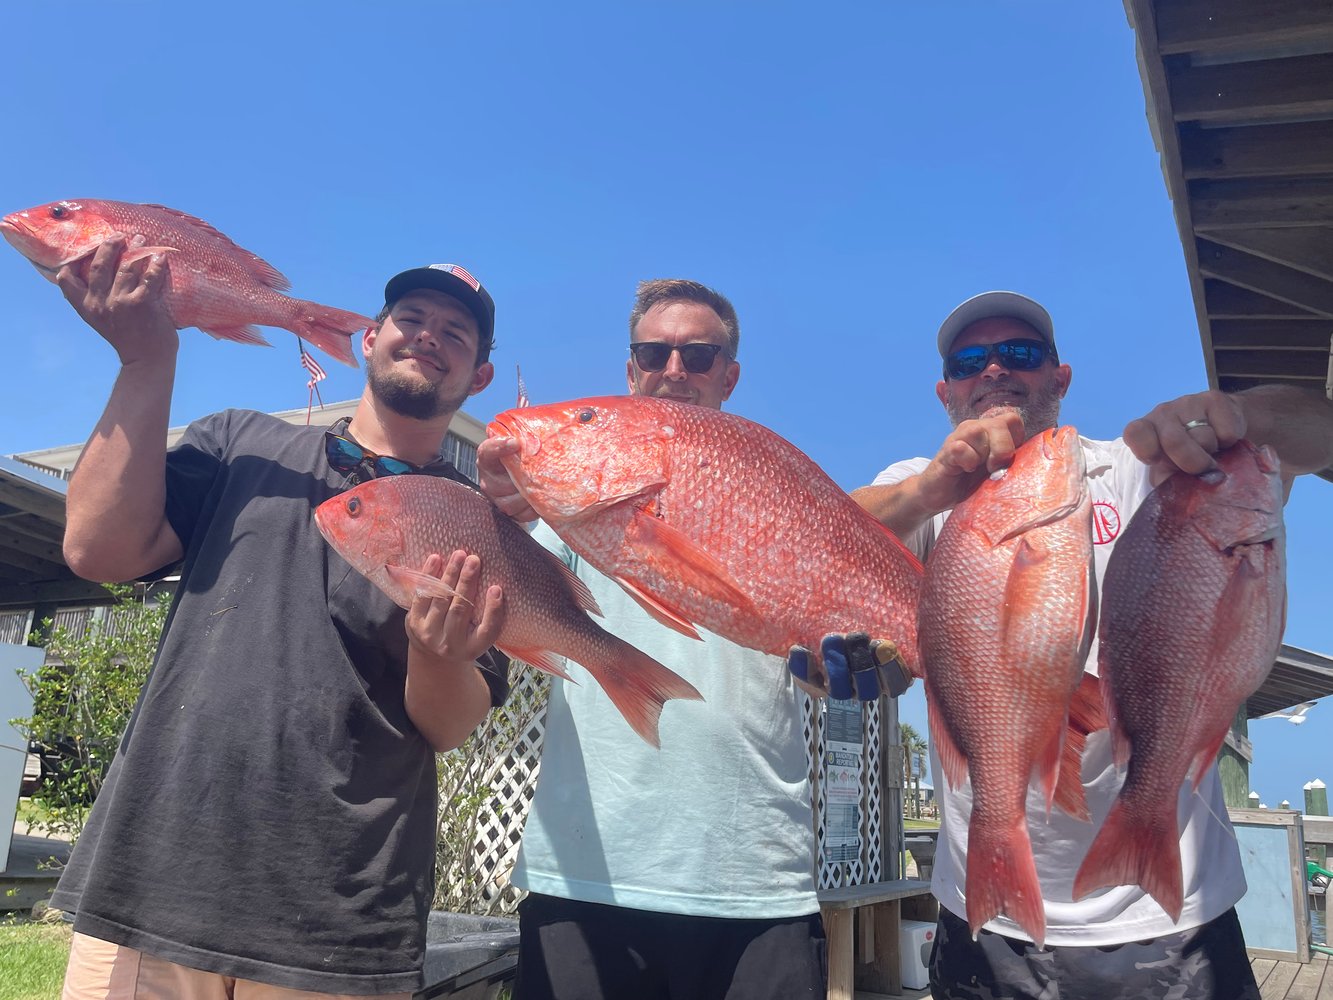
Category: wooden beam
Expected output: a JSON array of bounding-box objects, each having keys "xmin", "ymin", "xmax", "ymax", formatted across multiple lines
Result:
[
  {"xmin": 1155, "ymin": 0, "xmax": 1333, "ymax": 58},
  {"xmin": 1204, "ymin": 227, "xmax": 1333, "ymax": 286},
  {"xmin": 1205, "ymin": 279, "xmax": 1316, "ymax": 317},
  {"xmin": 0, "ymin": 578, "xmax": 118, "ymax": 611},
  {"xmin": 1170, "ymin": 53, "xmax": 1333, "ymax": 125},
  {"xmin": 0, "ymin": 481, "xmax": 65, "ymax": 524},
  {"xmin": 1213, "ymin": 348, "xmax": 1330, "ymax": 378},
  {"xmin": 1191, "ymin": 177, "xmax": 1333, "ymax": 229},
  {"xmin": 1197, "ymin": 239, "xmax": 1333, "ymax": 315},
  {"xmin": 1180, "ymin": 121, "xmax": 1333, "ymax": 180},
  {"xmin": 0, "ymin": 543, "xmax": 62, "ymax": 578},
  {"xmin": 1210, "ymin": 318, "xmax": 1333, "ymax": 349}
]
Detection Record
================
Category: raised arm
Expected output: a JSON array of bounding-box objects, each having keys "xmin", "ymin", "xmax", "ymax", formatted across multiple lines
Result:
[
  {"xmin": 851, "ymin": 409, "xmax": 1027, "ymax": 536},
  {"xmin": 58, "ymin": 237, "xmax": 185, "ymax": 581}
]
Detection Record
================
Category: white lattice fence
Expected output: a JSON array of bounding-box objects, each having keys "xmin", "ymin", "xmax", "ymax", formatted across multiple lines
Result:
[{"xmin": 448, "ymin": 668, "xmax": 900, "ymax": 912}]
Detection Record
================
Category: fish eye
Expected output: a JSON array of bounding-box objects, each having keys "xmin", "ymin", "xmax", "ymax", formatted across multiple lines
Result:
[
  {"xmin": 347, "ymin": 497, "xmax": 362, "ymax": 516},
  {"xmin": 577, "ymin": 408, "xmax": 595, "ymax": 424},
  {"xmin": 49, "ymin": 205, "xmax": 67, "ymax": 220}
]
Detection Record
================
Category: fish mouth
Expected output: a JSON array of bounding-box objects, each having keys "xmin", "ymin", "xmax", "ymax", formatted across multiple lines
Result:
[{"xmin": 487, "ymin": 412, "xmax": 541, "ymax": 456}]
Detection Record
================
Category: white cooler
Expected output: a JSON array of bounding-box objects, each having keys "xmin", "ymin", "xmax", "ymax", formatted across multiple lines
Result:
[{"xmin": 899, "ymin": 918, "xmax": 936, "ymax": 991}]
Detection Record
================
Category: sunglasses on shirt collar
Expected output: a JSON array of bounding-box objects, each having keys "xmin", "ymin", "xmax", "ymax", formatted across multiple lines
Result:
[
  {"xmin": 325, "ymin": 431, "xmax": 427, "ymax": 479},
  {"xmin": 629, "ymin": 341, "xmax": 730, "ymax": 374},
  {"xmin": 944, "ymin": 338, "xmax": 1055, "ymax": 380}
]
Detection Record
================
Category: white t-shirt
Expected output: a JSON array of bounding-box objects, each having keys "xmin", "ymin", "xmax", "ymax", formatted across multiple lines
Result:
[
  {"xmin": 873, "ymin": 436, "xmax": 1248, "ymax": 946},
  {"xmin": 511, "ymin": 521, "xmax": 820, "ymax": 918}
]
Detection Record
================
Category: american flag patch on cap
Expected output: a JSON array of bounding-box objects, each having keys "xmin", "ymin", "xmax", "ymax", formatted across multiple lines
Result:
[{"xmin": 430, "ymin": 263, "xmax": 481, "ymax": 292}]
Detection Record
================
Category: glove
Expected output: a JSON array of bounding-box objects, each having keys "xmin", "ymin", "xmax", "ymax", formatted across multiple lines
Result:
[{"xmin": 787, "ymin": 632, "xmax": 913, "ymax": 702}]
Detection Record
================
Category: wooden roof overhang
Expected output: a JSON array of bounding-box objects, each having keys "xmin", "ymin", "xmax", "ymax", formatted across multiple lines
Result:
[{"xmin": 1125, "ymin": 0, "xmax": 1333, "ymax": 483}]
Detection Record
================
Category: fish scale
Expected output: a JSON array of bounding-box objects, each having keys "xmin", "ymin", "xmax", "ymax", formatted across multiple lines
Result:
[
  {"xmin": 1073, "ymin": 439, "xmax": 1286, "ymax": 921},
  {"xmin": 487, "ymin": 396, "xmax": 923, "ymax": 674},
  {"xmin": 314, "ymin": 475, "xmax": 701, "ymax": 747},
  {"xmin": 917, "ymin": 425, "xmax": 1096, "ymax": 948}
]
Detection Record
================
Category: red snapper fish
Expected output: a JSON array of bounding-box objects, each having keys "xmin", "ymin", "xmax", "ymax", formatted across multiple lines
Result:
[
  {"xmin": 1074, "ymin": 440, "xmax": 1285, "ymax": 920},
  {"xmin": 918, "ymin": 425, "xmax": 1096, "ymax": 947},
  {"xmin": 314, "ymin": 475, "xmax": 702, "ymax": 747},
  {"xmin": 1, "ymin": 199, "xmax": 369, "ymax": 367},
  {"xmin": 486, "ymin": 396, "xmax": 923, "ymax": 675}
]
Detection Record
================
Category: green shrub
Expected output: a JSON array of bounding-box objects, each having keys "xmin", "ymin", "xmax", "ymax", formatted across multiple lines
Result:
[{"xmin": 14, "ymin": 583, "xmax": 169, "ymax": 844}]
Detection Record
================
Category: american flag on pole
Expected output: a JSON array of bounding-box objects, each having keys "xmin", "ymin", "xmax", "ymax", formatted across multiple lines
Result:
[
  {"xmin": 300, "ymin": 342, "xmax": 327, "ymax": 424},
  {"xmin": 516, "ymin": 365, "xmax": 531, "ymax": 408}
]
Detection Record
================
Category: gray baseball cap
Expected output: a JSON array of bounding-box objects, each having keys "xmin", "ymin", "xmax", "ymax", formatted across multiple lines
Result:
[{"xmin": 936, "ymin": 291, "xmax": 1057, "ymax": 359}]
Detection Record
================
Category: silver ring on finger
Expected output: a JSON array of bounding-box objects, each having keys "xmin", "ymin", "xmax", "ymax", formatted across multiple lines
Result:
[{"xmin": 1183, "ymin": 418, "xmax": 1210, "ymax": 431}]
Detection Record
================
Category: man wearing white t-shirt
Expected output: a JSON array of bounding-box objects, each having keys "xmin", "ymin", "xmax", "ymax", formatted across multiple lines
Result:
[{"xmin": 844, "ymin": 291, "xmax": 1333, "ymax": 1000}]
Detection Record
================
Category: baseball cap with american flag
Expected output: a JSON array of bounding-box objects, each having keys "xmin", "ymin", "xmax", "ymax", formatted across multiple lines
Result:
[{"xmin": 383, "ymin": 263, "xmax": 496, "ymax": 362}]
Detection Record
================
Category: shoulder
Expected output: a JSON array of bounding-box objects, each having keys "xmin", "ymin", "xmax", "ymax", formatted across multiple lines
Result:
[{"xmin": 870, "ymin": 456, "xmax": 931, "ymax": 488}]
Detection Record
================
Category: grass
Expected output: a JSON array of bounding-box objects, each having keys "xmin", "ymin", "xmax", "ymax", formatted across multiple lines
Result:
[
  {"xmin": 0, "ymin": 918, "xmax": 70, "ymax": 1000},
  {"xmin": 904, "ymin": 818, "xmax": 940, "ymax": 830}
]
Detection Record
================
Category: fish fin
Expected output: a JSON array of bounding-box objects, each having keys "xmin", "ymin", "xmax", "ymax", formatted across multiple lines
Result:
[
  {"xmin": 927, "ymin": 689, "xmax": 969, "ymax": 791},
  {"xmin": 549, "ymin": 552, "xmax": 602, "ymax": 617},
  {"xmin": 1067, "ymin": 671, "xmax": 1106, "ymax": 735},
  {"xmin": 383, "ymin": 564, "xmax": 474, "ymax": 607},
  {"xmin": 499, "ymin": 645, "xmax": 575, "ymax": 682},
  {"xmin": 1032, "ymin": 714, "xmax": 1066, "ymax": 818},
  {"xmin": 1053, "ymin": 726, "xmax": 1091, "ymax": 822},
  {"xmin": 981, "ymin": 496, "xmax": 1083, "ymax": 547},
  {"xmin": 200, "ymin": 324, "xmax": 273, "ymax": 347},
  {"xmin": 965, "ymin": 816, "xmax": 1046, "ymax": 947},
  {"xmin": 569, "ymin": 638, "xmax": 704, "ymax": 748},
  {"xmin": 285, "ymin": 301, "xmax": 372, "ymax": 368},
  {"xmin": 623, "ymin": 509, "xmax": 762, "ymax": 620},
  {"xmin": 1073, "ymin": 798, "xmax": 1183, "ymax": 922},
  {"xmin": 1190, "ymin": 725, "xmax": 1233, "ymax": 791},
  {"xmin": 141, "ymin": 203, "xmax": 292, "ymax": 290},
  {"xmin": 612, "ymin": 575, "xmax": 704, "ymax": 640},
  {"xmin": 996, "ymin": 537, "xmax": 1050, "ymax": 639}
]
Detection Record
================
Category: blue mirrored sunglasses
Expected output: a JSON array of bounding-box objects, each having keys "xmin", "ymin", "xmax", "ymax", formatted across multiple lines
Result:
[
  {"xmin": 325, "ymin": 432, "xmax": 417, "ymax": 478},
  {"xmin": 944, "ymin": 338, "xmax": 1054, "ymax": 380}
]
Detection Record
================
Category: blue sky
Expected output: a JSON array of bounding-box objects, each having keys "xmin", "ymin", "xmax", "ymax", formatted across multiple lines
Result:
[{"xmin": 1, "ymin": 4, "xmax": 1326, "ymax": 807}]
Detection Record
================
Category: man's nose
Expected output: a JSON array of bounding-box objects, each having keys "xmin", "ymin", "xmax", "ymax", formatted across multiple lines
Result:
[{"xmin": 663, "ymin": 349, "xmax": 688, "ymax": 379}]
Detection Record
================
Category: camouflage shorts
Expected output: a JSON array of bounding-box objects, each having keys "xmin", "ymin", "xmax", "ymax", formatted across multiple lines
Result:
[{"xmin": 929, "ymin": 905, "xmax": 1260, "ymax": 1000}]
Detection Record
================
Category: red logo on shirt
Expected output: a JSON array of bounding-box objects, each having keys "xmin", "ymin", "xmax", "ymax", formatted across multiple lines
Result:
[{"xmin": 1092, "ymin": 501, "xmax": 1121, "ymax": 545}]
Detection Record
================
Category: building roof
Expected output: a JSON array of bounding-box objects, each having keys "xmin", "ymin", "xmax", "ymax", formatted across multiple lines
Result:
[{"xmin": 1124, "ymin": 0, "xmax": 1333, "ymax": 483}]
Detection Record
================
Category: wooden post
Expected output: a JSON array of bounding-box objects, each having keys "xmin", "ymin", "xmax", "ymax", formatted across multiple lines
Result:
[{"xmin": 1306, "ymin": 779, "xmax": 1328, "ymax": 869}]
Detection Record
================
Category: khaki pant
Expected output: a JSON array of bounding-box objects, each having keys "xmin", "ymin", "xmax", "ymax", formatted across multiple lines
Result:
[{"xmin": 63, "ymin": 932, "xmax": 414, "ymax": 1000}]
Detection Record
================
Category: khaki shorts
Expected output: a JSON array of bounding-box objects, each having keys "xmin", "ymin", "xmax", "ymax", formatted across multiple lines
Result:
[{"xmin": 63, "ymin": 932, "xmax": 414, "ymax": 1000}]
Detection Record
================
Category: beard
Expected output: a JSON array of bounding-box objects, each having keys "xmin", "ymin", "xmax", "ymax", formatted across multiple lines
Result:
[
  {"xmin": 366, "ymin": 353, "xmax": 472, "ymax": 421},
  {"xmin": 945, "ymin": 378, "xmax": 1064, "ymax": 434}
]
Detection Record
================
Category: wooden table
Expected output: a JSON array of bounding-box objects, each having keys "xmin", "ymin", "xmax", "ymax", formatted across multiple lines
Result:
[{"xmin": 818, "ymin": 879, "xmax": 937, "ymax": 999}]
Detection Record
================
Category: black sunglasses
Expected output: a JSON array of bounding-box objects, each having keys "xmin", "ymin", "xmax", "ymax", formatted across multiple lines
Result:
[
  {"xmin": 944, "ymin": 338, "xmax": 1055, "ymax": 380},
  {"xmin": 629, "ymin": 341, "xmax": 729, "ymax": 374},
  {"xmin": 325, "ymin": 432, "xmax": 418, "ymax": 479}
]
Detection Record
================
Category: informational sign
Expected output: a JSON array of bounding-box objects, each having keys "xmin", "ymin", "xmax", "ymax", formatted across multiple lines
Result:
[{"xmin": 823, "ymin": 699, "xmax": 863, "ymax": 864}]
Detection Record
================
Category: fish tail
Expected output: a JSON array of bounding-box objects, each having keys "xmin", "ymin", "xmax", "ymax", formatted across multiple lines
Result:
[
  {"xmin": 580, "ymin": 641, "xmax": 703, "ymax": 749},
  {"xmin": 1072, "ymin": 798, "xmax": 1183, "ymax": 921},
  {"xmin": 286, "ymin": 301, "xmax": 373, "ymax": 368},
  {"xmin": 965, "ymin": 817, "xmax": 1046, "ymax": 947},
  {"xmin": 1053, "ymin": 727, "xmax": 1091, "ymax": 822}
]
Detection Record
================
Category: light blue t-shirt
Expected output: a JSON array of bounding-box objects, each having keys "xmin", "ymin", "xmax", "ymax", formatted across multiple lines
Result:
[{"xmin": 511, "ymin": 522, "xmax": 820, "ymax": 918}]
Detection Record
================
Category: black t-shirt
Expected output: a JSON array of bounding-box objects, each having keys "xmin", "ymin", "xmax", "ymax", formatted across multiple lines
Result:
[{"xmin": 50, "ymin": 409, "xmax": 509, "ymax": 994}]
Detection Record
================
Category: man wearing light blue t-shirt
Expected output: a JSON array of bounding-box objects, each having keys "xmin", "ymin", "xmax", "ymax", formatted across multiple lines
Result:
[{"xmin": 477, "ymin": 279, "xmax": 828, "ymax": 1000}]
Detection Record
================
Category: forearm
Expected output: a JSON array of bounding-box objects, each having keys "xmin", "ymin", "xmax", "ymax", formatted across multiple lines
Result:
[
  {"xmin": 404, "ymin": 648, "xmax": 496, "ymax": 752},
  {"xmin": 1232, "ymin": 385, "xmax": 1333, "ymax": 478},
  {"xmin": 851, "ymin": 478, "xmax": 939, "ymax": 537},
  {"xmin": 64, "ymin": 355, "xmax": 184, "ymax": 581}
]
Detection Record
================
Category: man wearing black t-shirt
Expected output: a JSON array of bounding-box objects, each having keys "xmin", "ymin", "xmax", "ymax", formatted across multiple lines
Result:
[{"xmin": 50, "ymin": 241, "xmax": 510, "ymax": 998}]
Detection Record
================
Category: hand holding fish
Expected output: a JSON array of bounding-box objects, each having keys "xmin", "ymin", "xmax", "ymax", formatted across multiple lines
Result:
[
  {"xmin": 54, "ymin": 236, "xmax": 178, "ymax": 366},
  {"xmin": 476, "ymin": 437, "xmax": 540, "ymax": 523},
  {"xmin": 1122, "ymin": 389, "xmax": 1247, "ymax": 486},
  {"xmin": 403, "ymin": 549, "xmax": 506, "ymax": 751}
]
